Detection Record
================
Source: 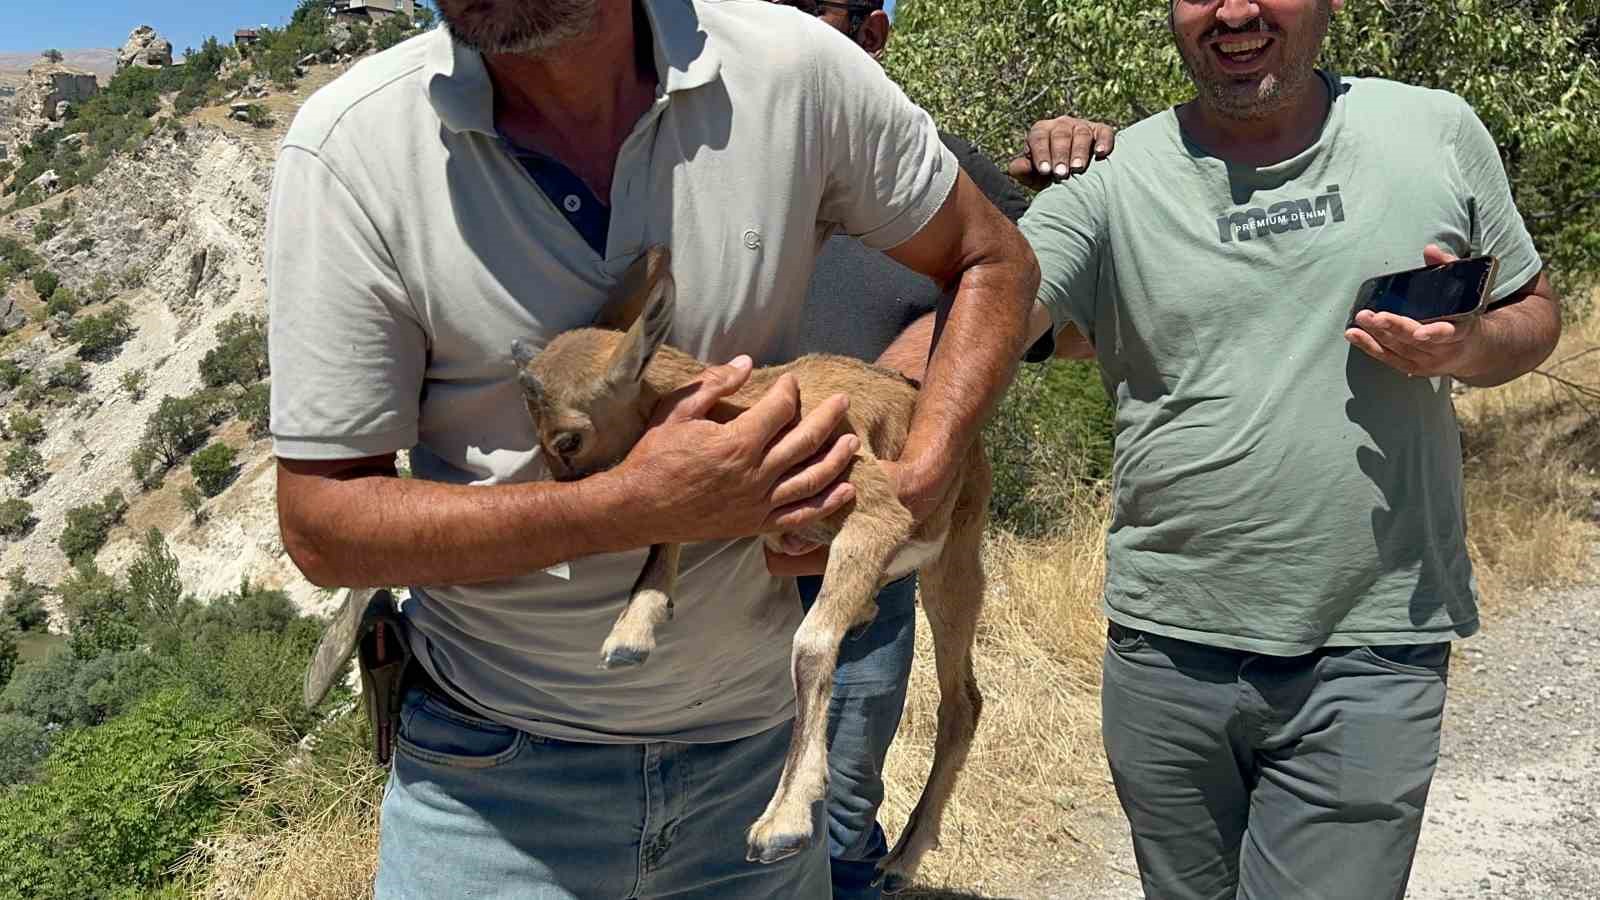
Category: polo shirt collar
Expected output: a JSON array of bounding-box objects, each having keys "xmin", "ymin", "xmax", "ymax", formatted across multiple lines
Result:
[{"xmin": 425, "ymin": 0, "xmax": 723, "ymax": 137}]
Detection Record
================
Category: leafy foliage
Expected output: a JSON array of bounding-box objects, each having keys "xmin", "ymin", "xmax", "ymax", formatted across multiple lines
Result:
[
  {"xmin": 57, "ymin": 491, "xmax": 127, "ymax": 566},
  {"xmin": 69, "ymin": 302, "xmax": 135, "ymax": 359},
  {"xmin": 138, "ymin": 394, "xmax": 213, "ymax": 469},
  {"xmin": 3, "ymin": 568, "xmax": 50, "ymax": 632},
  {"xmin": 0, "ymin": 648, "xmax": 81, "ymax": 725},
  {"xmin": 0, "ymin": 712, "xmax": 49, "ymax": 784},
  {"xmin": 30, "ymin": 270, "xmax": 59, "ymax": 301},
  {"xmin": 0, "ymin": 498, "xmax": 36, "ymax": 538},
  {"xmin": 44, "ymin": 285, "xmax": 79, "ymax": 318},
  {"xmin": 5, "ymin": 445, "xmax": 45, "ymax": 495},
  {"xmin": 199, "ymin": 314, "xmax": 269, "ymax": 389},
  {"xmin": 191, "ymin": 443, "xmax": 238, "ymax": 497},
  {"xmin": 234, "ymin": 381, "xmax": 270, "ymax": 437},
  {"xmin": 0, "ymin": 617, "xmax": 16, "ymax": 691},
  {"xmin": 120, "ymin": 368, "xmax": 148, "ymax": 400},
  {"xmin": 6, "ymin": 411, "xmax": 45, "ymax": 445},
  {"xmin": 0, "ymin": 688, "xmax": 240, "ymax": 900}
]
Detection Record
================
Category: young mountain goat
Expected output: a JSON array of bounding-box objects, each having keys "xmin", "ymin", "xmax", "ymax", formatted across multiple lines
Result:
[{"xmin": 510, "ymin": 246, "xmax": 990, "ymax": 893}]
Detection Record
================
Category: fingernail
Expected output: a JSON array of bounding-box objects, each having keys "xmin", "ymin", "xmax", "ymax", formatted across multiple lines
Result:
[
  {"xmin": 730, "ymin": 355, "xmax": 752, "ymax": 369},
  {"xmin": 1036, "ymin": 161, "xmax": 1050, "ymax": 174},
  {"xmin": 846, "ymin": 435, "xmax": 861, "ymax": 452},
  {"xmin": 1071, "ymin": 158, "xmax": 1086, "ymax": 169},
  {"xmin": 1054, "ymin": 163, "xmax": 1068, "ymax": 176}
]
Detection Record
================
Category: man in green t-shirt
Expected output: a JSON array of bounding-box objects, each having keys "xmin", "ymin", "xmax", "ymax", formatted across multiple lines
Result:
[{"xmin": 1014, "ymin": 0, "xmax": 1562, "ymax": 896}]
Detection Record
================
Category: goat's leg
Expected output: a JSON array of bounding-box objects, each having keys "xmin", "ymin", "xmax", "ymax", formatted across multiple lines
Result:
[
  {"xmin": 877, "ymin": 465, "xmax": 989, "ymax": 893},
  {"xmin": 746, "ymin": 519, "xmax": 904, "ymax": 864},
  {"xmin": 600, "ymin": 542, "xmax": 680, "ymax": 669}
]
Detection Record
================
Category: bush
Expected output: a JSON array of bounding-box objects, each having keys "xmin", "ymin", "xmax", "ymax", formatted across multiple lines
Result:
[
  {"xmin": 58, "ymin": 558, "xmax": 138, "ymax": 661},
  {"xmin": 0, "ymin": 649, "xmax": 81, "ymax": 725},
  {"xmin": 129, "ymin": 443, "xmax": 160, "ymax": 489},
  {"xmin": 199, "ymin": 313, "xmax": 269, "ymax": 389},
  {"xmin": 3, "ymin": 568, "xmax": 50, "ymax": 632},
  {"xmin": 0, "ymin": 712, "xmax": 49, "ymax": 784},
  {"xmin": 6, "ymin": 411, "xmax": 44, "ymax": 445},
  {"xmin": 30, "ymin": 270, "xmax": 59, "ymax": 301},
  {"xmin": 43, "ymin": 286, "xmax": 77, "ymax": 319},
  {"xmin": 140, "ymin": 394, "xmax": 212, "ymax": 468},
  {"xmin": 190, "ymin": 443, "xmax": 237, "ymax": 497},
  {"xmin": 181, "ymin": 486, "xmax": 206, "ymax": 522},
  {"xmin": 0, "ymin": 359, "xmax": 26, "ymax": 390},
  {"xmin": 120, "ymin": 368, "xmax": 148, "ymax": 400},
  {"xmin": 0, "ymin": 617, "xmax": 16, "ymax": 691},
  {"xmin": 986, "ymin": 360, "xmax": 1114, "ymax": 535},
  {"xmin": 69, "ymin": 302, "xmax": 134, "ymax": 360},
  {"xmin": 31, "ymin": 220, "xmax": 57, "ymax": 243},
  {"xmin": 47, "ymin": 360, "xmax": 87, "ymax": 390},
  {"xmin": 0, "ymin": 498, "xmax": 35, "ymax": 538},
  {"xmin": 5, "ymin": 445, "xmax": 45, "ymax": 495},
  {"xmin": 234, "ymin": 381, "xmax": 270, "ymax": 437},
  {"xmin": 57, "ymin": 492, "xmax": 126, "ymax": 565},
  {"xmin": 0, "ymin": 688, "xmax": 241, "ymax": 899},
  {"xmin": 67, "ymin": 650, "xmax": 166, "ymax": 725},
  {"xmin": 127, "ymin": 529, "xmax": 184, "ymax": 628}
]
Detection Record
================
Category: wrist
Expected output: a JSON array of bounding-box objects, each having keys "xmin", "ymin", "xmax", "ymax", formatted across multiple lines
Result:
[{"xmin": 575, "ymin": 465, "xmax": 660, "ymax": 551}]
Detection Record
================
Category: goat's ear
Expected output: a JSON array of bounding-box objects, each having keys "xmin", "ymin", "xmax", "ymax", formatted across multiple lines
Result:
[
  {"xmin": 595, "ymin": 244, "xmax": 671, "ymax": 331},
  {"xmin": 605, "ymin": 267, "xmax": 675, "ymax": 386},
  {"xmin": 511, "ymin": 340, "xmax": 544, "ymax": 403}
]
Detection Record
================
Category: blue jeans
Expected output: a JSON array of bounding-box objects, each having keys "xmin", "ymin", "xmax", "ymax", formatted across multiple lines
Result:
[
  {"xmin": 796, "ymin": 574, "xmax": 918, "ymax": 900},
  {"xmin": 375, "ymin": 687, "xmax": 829, "ymax": 899}
]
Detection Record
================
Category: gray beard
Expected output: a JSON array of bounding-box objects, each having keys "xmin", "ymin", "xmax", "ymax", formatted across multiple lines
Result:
[{"xmin": 441, "ymin": 0, "xmax": 599, "ymax": 56}]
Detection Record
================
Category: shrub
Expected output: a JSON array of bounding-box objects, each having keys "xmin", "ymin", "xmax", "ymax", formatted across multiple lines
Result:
[
  {"xmin": 127, "ymin": 529, "xmax": 184, "ymax": 628},
  {"xmin": 0, "ymin": 617, "xmax": 16, "ymax": 691},
  {"xmin": 31, "ymin": 220, "xmax": 57, "ymax": 243},
  {"xmin": 69, "ymin": 302, "xmax": 134, "ymax": 359},
  {"xmin": 11, "ymin": 375, "xmax": 44, "ymax": 409},
  {"xmin": 0, "ymin": 359, "xmax": 26, "ymax": 389},
  {"xmin": 190, "ymin": 443, "xmax": 237, "ymax": 497},
  {"xmin": 47, "ymin": 360, "xmax": 87, "ymax": 390},
  {"xmin": 234, "ymin": 381, "xmax": 270, "ymax": 437},
  {"xmin": 0, "ymin": 688, "xmax": 241, "ymax": 899},
  {"xmin": 199, "ymin": 313, "xmax": 269, "ymax": 388},
  {"xmin": 140, "ymin": 394, "xmax": 211, "ymax": 468},
  {"xmin": 4, "ymin": 445, "xmax": 45, "ymax": 494},
  {"xmin": 57, "ymin": 492, "xmax": 126, "ymax": 565},
  {"xmin": 41, "ymin": 49, "xmax": 63, "ymax": 63},
  {"xmin": 129, "ymin": 443, "xmax": 160, "ymax": 489},
  {"xmin": 120, "ymin": 368, "xmax": 148, "ymax": 400},
  {"xmin": 3, "ymin": 568, "xmax": 50, "ymax": 632},
  {"xmin": 43, "ymin": 286, "xmax": 78, "ymax": 319},
  {"xmin": 180, "ymin": 486, "xmax": 205, "ymax": 523},
  {"xmin": 0, "ymin": 649, "xmax": 81, "ymax": 725},
  {"xmin": 0, "ymin": 498, "xmax": 35, "ymax": 538},
  {"xmin": 6, "ymin": 411, "xmax": 44, "ymax": 445},
  {"xmin": 30, "ymin": 270, "xmax": 59, "ymax": 301},
  {"xmin": 58, "ymin": 558, "xmax": 138, "ymax": 661},
  {"xmin": 67, "ymin": 650, "xmax": 166, "ymax": 725},
  {"xmin": 0, "ymin": 712, "xmax": 49, "ymax": 784}
]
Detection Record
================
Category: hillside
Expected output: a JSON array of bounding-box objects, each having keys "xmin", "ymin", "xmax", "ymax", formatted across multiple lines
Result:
[{"xmin": 0, "ymin": 48, "xmax": 117, "ymax": 87}]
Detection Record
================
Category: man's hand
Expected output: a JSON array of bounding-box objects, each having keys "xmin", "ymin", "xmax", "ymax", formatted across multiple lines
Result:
[
  {"xmin": 618, "ymin": 357, "xmax": 860, "ymax": 545},
  {"xmin": 1345, "ymin": 244, "xmax": 1481, "ymax": 378},
  {"xmin": 1008, "ymin": 115, "xmax": 1117, "ymax": 191}
]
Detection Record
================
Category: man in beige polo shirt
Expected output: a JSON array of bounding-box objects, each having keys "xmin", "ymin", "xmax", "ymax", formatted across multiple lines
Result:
[{"xmin": 265, "ymin": 0, "xmax": 1038, "ymax": 895}]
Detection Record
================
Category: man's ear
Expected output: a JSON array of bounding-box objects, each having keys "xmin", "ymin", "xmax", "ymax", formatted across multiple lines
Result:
[
  {"xmin": 858, "ymin": 10, "xmax": 891, "ymax": 59},
  {"xmin": 596, "ymin": 245, "xmax": 671, "ymax": 331}
]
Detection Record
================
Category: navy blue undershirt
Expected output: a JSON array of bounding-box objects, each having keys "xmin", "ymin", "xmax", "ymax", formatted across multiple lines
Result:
[{"xmin": 505, "ymin": 140, "xmax": 611, "ymax": 257}]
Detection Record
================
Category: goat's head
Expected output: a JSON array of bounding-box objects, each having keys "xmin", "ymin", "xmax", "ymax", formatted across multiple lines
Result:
[{"xmin": 512, "ymin": 246, "xmax": 677, "ymax": 482}]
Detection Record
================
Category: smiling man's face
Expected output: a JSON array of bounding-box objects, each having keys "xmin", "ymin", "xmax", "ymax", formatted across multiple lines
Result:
[{"xmin": 1171, "ymin": 0, "xmax": 1339, "ymax": 121}]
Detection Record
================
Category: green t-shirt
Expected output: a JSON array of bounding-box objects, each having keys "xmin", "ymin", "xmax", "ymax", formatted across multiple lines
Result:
[{"xmin": 1020, "ymin": 72, "xmax": 1543, "ymax": 655}]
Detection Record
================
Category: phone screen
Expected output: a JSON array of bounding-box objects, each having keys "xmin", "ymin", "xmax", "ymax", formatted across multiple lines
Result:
[{"xmin": 1352, "ymin": 256, "xmax": 1497, "ymax": 324}]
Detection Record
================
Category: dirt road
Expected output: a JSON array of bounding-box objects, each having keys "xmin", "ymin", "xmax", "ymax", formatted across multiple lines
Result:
[{"xmin": 1026, "ymin": 552, "xmax": 1600, "ymax": 900}]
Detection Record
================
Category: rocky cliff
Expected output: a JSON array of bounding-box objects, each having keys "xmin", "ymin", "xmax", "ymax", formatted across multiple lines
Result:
[{"xmin": 3, "ymin": 61, "xmax": 99, "ymax": 157}]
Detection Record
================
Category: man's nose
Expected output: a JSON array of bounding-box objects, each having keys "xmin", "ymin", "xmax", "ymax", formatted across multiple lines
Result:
[{"xmin": 1215, "ymin": 0, "xmax": 1262, "ymax": 29}]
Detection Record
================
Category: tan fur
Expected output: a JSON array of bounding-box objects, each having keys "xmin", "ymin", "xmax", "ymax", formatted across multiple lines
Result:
[{"xmin": 512, "ymin": 247, "xmax": 988, "ymax": 891}]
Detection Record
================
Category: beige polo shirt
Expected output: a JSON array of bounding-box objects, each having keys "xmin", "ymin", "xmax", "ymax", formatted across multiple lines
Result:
[{"xmin": 265, "ymin": 0, "xmax": 957, "ymax": 742}]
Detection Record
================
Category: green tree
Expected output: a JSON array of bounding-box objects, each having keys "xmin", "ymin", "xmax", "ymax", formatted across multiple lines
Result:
[
  {"xmin": 4, "ymin": 568, "xmax": 50, "ymax": 631},
  {"xmin": 140, "ymin": 394, "xmax": 211, "ymax": 467},
  {"xmin": 30, "ymin": 270, "xmax": 59, "ymax": 301},
  {"xmin": 0, "ymin": 498, "xmax": 35, "ymax": 538},
  {"xmin": 0, "ymin": 359, "xmax": 26, "ymax": 390},
  {"xmin": 0, "ymin": 713, "xmax": 49, "ymax": 784},
  {"xmin": 126, "ymin": 528, "xmax": 183, "ymax": 628},
  {"xmin": 47, "ymin": 360, "xmax": 87, "ymax": 390},
  {"xmin": 0, "ymin": 688, "xmax": 240, "ymax": 899},
  {"xmin": 57, "ymin": 492, "xmax": 126, "ymax": 566},
  {"xmin": 0, "ymin": 616, "xmax": 17, "ymax": 690},
  {"xmin": 234, "ymin": 381, "xmax": 270, "ymax": 437},
  {"xmin": 180, "ymin": 485, "xmax": 205, "ymax": 523},
  {"xmin": 58, "ymin": 558, "xmax": 137, "ymax": 659},
  {"xmin": 42, "ymin": 49, "xmax": 63, "ymax": 63},
  {"xmin": 69, "ymin": 302, "xmax": 134, "ymax": 359},
  {"xmin": 6, "ymin": 411, "xmax": 44, "ymax": 445},
  {"xmin": 198, "ymin": 314, "xmax": 269, "ymax": 388},
  {"xmin": 190, "ymin": 442, "xmax": 237, "ymax": 496},
  {"xmin": 120, "ymin": 368, "xmax": 148, "ymax": 400},
  {"xmin": 30, "ymin": 220, "xmax": 56, "ymax": 244},
  {"xmin": 5, "ymin": 445, "xmax": 45, "ymax": 495},
  {"xmin": 43, "ymin": 285, "xmax": 78, "ymax": 318},
  {"xmin": 0, "ymin": 649, "xmax": 81, "ymax": 724}
]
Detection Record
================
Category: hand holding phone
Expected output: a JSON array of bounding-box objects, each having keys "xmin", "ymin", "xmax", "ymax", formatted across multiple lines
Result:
[{"xmin": 1344, "ymin": 246, "xmax": 1497, "ymax": 378}]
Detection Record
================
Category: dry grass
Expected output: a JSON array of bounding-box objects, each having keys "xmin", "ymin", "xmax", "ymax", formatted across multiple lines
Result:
[{"xmin": 1455, "ymin": 309, "xmax": 1600, "ymax": 609}]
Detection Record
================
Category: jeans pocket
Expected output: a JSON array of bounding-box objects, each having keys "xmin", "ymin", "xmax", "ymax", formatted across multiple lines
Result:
[
  {"xmin": 395, "ymin": 689, "xmax": 525, "ymax": 769},
  {"xmin": 1358, "ymin": 642, "xmax": 1452, "ymax": 676}
]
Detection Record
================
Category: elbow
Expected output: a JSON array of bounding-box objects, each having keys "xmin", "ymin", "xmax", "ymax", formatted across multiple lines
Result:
[{"xmin": 279, "ymin": 511, "xmax": 350, "ymax": 589}]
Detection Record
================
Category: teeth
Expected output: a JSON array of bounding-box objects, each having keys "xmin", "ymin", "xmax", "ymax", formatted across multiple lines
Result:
[{"xmin": 1218, "ymin": 38, "xmax": 1269, "ymax": 53}]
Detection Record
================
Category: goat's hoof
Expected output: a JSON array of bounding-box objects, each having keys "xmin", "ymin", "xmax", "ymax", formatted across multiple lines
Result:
[
  {"xmin": 745, "ymin": 831, "xmax": 810, "ymax": 865},
  {"xmin": 600, "ymin": 646, "xmax": 649, "ymax": 669}
]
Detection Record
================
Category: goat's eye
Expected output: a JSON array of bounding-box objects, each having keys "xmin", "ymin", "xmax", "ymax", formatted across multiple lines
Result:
[{"xmin": 552, "ymin": 432, "xmax": 582, "ymax": 456}]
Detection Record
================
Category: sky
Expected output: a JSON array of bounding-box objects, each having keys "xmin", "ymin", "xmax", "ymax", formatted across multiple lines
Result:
[
  {"xmin": 0, "ymin": 0, "xmax": 309, "ymax": 57},
  {"xmin": 0, "ymin": 0, "xmax": 896, "ymax": 57}
]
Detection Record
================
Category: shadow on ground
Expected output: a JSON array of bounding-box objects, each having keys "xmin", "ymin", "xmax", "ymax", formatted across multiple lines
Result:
[{"xmin": 902, "ymin": 890, "xmax": 1025, "ymax": 900}]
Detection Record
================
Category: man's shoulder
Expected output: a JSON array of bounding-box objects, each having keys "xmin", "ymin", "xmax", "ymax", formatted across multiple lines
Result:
[
  {"xmin": 281, "ymin": 28, "xmax": 440, "ymax": 155},
  {"xmin": 1335, "ymin": 73, "xmax": 1470, "ymax": 137},
  {"xmin": 694, "ymin": 0, "xmax": 853, "ymax": 78}
]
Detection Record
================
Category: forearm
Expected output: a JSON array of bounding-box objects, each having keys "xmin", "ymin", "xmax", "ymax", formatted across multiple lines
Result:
[
  {"xmin": 875, "ymin": 311, "xmax": 937, "ymax": 382},
  {"xmin": 278, "ymin": 464, "xmax": 647, "ymax": 588},
  {"xmin": 901, "ymin": 233, "xmax": 1038, "ymax": 483},
  {"xmin": 1457, "ymin": 278, "xmax": 1561, "ymax": 387}
]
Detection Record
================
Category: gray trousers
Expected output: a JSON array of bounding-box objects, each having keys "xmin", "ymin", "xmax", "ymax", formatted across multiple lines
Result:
[{"xmin": 1101, "ymin": 622, "xmax": 1450, "ymax": 900}]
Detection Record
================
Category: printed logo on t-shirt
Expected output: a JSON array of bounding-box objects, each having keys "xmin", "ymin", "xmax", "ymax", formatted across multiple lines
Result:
[{"xmin": 1216, "ymin": 185, "xmax": 1345, "ymax": 243}]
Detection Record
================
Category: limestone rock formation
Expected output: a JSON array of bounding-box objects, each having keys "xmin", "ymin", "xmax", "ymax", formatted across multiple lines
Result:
[
  {"xmin": 4, "ymin": 60, "xmax": 98, "ymax": 152},
  {"xmin": 117, "ymin": 25, "xmax": 173, "ymax": 70}
]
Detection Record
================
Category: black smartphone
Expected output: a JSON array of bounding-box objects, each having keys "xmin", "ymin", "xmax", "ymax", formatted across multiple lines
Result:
[{"xmin": 1347, "ymin": 255, "xmax": 1500, "ymax": 327}]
